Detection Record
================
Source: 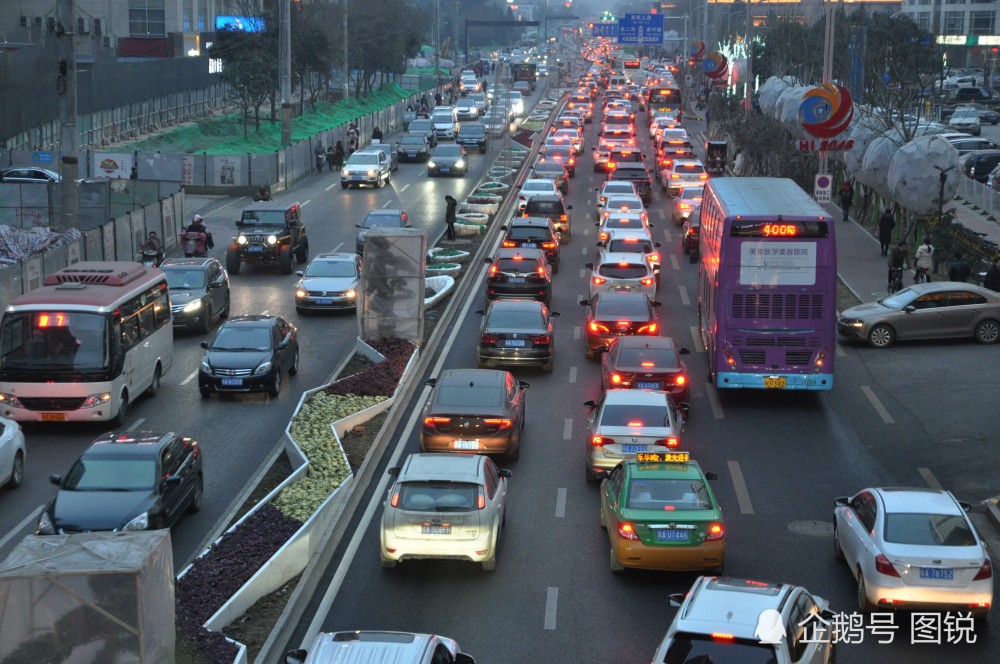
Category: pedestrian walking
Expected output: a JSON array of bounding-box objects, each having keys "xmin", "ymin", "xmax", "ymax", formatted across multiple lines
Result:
[
  {"xmin": 948, "ymin": 252, "xmax": 972, "ymax": 283},
  {"xmin": 326, "ymin": 145, "xmax": 337, "ymax": 171},
  {"xmin": 914, "ymin": 236, "xmax": 934, "ymax": 283},
  {"xmin": 434, "ymin": 91, "xmax": 443, "ymax": 106},
  {"xmin": 984, "ymin": 258, "xmax": 1000, "ymax": 292},
  {"xmin": 332, "ymin": 141, "xmax": 345, "ymax": 171},
  {"xmin": 130, "ymin": 166, "xmax": 138, "ymax": 180},
  {"xmin": 444, "ymin": 195, "xmax": 458, "ymax": 241},
  {"xmin": 838, "ymin": 182, "xmax": 854, "ymax": 223},
  {"xmin": 877, "ymin": 208, "xmax": 895, "ymax": 256}
]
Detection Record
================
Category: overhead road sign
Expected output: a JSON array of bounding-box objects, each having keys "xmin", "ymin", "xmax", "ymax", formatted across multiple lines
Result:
[
  {"xmin": 617, "ymin": 13, "xmax": 663, "ymax": 44},
  {"xmin": 592, "ymin": 23, "xmax": 618, "ymax": 37}
]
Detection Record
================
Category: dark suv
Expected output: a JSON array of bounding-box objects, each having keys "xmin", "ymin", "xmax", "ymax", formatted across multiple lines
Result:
[
  {"xmin": 457, "ymin": 122, "xmax": 488, "ymax": 152},
  {"xmin": 961, "ymin": 150, "xmax": 1000, "ymax": 183},
  {"xmin": 160, "ymin": 257, "xmax": 231, "ymax": 333},
  {"xmin": 609, "ymin": 162, "xmax": 653, "ymax": 205},
  {"xmin": 502, "ymin": 217, "xmax": 561, "ymax": 271},
  {"xmin": 522, "ymin": 195, "xmax": 573, "ymax": 242},
  {"xmin": 484, "ymin": 248, "xmax": 553, "ymax": 304},
  {"xmin": 227, "ymin": 201, "xmax": 308, "ymax": 275},
  {"xmin": 947, "ymin": 87, "xmax": 995, "ymax": 104}
]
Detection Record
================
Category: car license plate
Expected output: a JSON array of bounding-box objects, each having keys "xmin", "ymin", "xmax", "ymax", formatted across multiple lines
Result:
[
  {"xmin": 656, "ymin": 529, "xmax": 690, "ymax": 541},
  {"xmin": 636, "ymin": 381, "xmax": 659, "ymax": 389},
  {"xmin": 919, "ymin": 568, "xmax": 954, "ymax": 580},
  {"xmin": 421, "ymin": 524, "xmax": 452, "ymax": 535},
  {"xmin": 453, "ymin": 440, "xmax": 480, "ymax": 450},
  {"xmin": 508, "ymin": 277, "xmax": 525, "ymax": 284},
  {"xmin": 440, "ymin": 167, "xmax": 450, "ymax": 172},
  {"xmin": 523, "ymin": 243, "xmax": 537, "ymax": 248},
  {"xmin": 315, "ymin": 298, "xmax": 333, "ymax": 305},
  {"xmin": 622, "ymin": 444, "xmax": 648, "ymax": 453},
  {"xmin": 221, "ymin": 378, "xmax": 244, "ymax": 387},
  {"xmin": 504, "ymin": 339, "xmax": 526, "ymax": 347},
  {"xmin": 41, "ymin": 412, "xmax": 66, "ymax": 422},
  {"xmin": 764, "ymin": 376, "xmax": 787, "ymax": 389},
  {"xmin": 352, "ymin": 175, "xmax": 365, "ymax": 180},
  {"xmin": 407, "ymin": 152, "xmax": 416, "ymax": 157}
]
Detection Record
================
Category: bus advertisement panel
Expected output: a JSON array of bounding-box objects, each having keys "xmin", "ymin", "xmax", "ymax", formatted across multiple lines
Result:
[
  {"xmin": 697, "ymin": 178, "xmax": 836, "ymax": 390},
  {"xmin": 0, "ymin": 262, "xmax": 173, "ymax": 423},
  {"xmin": 646, "ymin": 86, "xmax": 682, "ymax": 119}
]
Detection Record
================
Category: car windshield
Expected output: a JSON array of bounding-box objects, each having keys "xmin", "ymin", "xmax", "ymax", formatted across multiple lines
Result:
[
  {"xmin": 347, "ymin": 153, "xmax": 379, "ymax": 165},
  {"xmin": 599, "ymin": 263, "xmax": 648, "ymax": 278},
  {"xmin": 364, "ymin": 214, "xmax": 402, "ymax": 228},
  {"xmin": 627, "ymin": 478, "xmax": 712, "ymax": 510},
  {"xmin": 680, "ymin": 188, "xmax": 704, "ymax": 201},
  {"xmin": 436, "ymin": 384, "xmax": 502, "ymax": 407},
  {"xmin": 240, "ymin": 210, "xmax": 288, "ymax": 226},
  {"xmin": 488, "ymin": 309, "xmax": 545, "ymax": 329},
  {"xmin": 880, "ymin": 288, "xmax": 919, "ymax": 309},
  {"xmin": 397, "ymin": 481, "xmax": 479, "ymax": 512},
  {"xmin": 533, "ymin": 164, "xmax": 562, "ymax": 176},
  {"xmin": 546, "ymin": 147, "xmax": 573, "ymax": 159},
  {"xmin": 522, "ymin": 183, "xmax": 554, "ymax": 195},
  {"xmin": 0, "ymin": 311, "xmax": 110, "ymax": 372},
  {"xmin": 600, "ymin": 403, "xmax": 668, "ymax": 427},
  {"xmin": 595, "ymin": 299, "xmax": 650, "ymax": 317},
  {"xmin": 400, "ymin": 136, "xmax": 425, "ymax": 147},
  {"xmin": 435, "ymin": 145, "xmax": 463, "ymax": 156},
  {"xmin": 663, "ymin": 633, "xmax": 777, "ymax": 664},
  {"xmin": 675, "ymin": 163, "xmax": 705, "ymax": 175},
  {"xmin": 64, "ymin": 458, "xmax": 157, "ymax": 491},
  {"xmin": 884, "ymin": 512, "xmax": 977, "ymax": 546},
  {"xmin": 432, "ymin": 112, "xmax": 453, "ymax": 123},
  {"xmin": 211, "ymin": 326, "xmax": 271, "ymax": 351},
  {"xmin": 305, "ymin": 261, "xmax": 356, "ymax": 278},
  {"xmin": 164, "ymin": 268, "xmax": 207, "ymax": 290}
]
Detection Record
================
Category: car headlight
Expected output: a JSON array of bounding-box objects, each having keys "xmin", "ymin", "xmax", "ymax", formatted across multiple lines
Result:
[
  {"xmin": 123, "ymin": 512, "xmax": 150, "ymax": 531},
  {"xmin": 183, "ymin": 299, "xmax": 203, "ymax": 312},
  {"xmin": 341, "ymin": 168, "xmax": 350, "ymax": 176},
  {"xmin": 37, "ymin": 511, "xmax": 56, "ymax": 535},
  {"xmin": 844, "ymin": 319, "xmax": 864, "ymax": 328},
  {"xmin": 0, "ymin": 392, "xmax": 24, "ymax": 408},
  {"xmin": 295, "ymin": 288, "xmax": 307, "ymax": 298},
  {"xmin": 200, "ymin": 358, "xmax": 211, "ymax": 372},
  {"xmin": 80, "ymin": 392, "xmax": 111, "ymax": 409},
  {"xmin": 267, "ymin": 235, "xmax": 277, "ymax": 245},
  {"xmin": 254, "ymin": 361, "xmax": 273, "ymax": 375},
  {"xmin": 455, "ymin": 159, "xmax": 465, "ymax": 168},
  {"xmin": 345, "ymin": 289, "xmax": 357, "ymax": 298},
  {"xmin": 367, "ymin": 169, "xmax": 376, "ymax": 176},
  {"xmin": 237, "ymin": 235, "xmax": 248, "ymax": 245},
  {"xmin": 428, "ymin": 160, "xmax": 436, "ymax": 168}
]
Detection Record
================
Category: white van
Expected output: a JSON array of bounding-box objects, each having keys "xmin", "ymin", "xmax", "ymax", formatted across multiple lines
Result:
[
  {"xmin": 607, "ymin": 75, "xmax": 629, "ymax": 89},
  {"xmin": 286, "ymin": 631, "xmax": 475, "ymax": 664}
]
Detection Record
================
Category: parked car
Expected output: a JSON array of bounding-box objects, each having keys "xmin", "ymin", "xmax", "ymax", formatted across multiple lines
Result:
[
  {"xmin": 0, "ymin": 166, "xmax": 61, "ymax": 183},
  {"xmin": 160, "ymin": 257, "xmax": 231, "ymax": 333},
  {"xmin": 947, "ymin": 107, "xmax": 982, "ymax": 136},
  {"xmin": 961, "ymin": 149, "xmax": 1000, "ymax": 183}
]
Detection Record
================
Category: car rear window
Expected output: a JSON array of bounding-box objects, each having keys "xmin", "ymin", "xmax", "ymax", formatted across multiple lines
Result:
[
  {"xmin": 525, "ymin": 201, "xmax": 564, "ymax": 215},
  {"xmin": 599, "ymin": 403, "xmax": 668, "ymax": 427},
  {"xmin": 662, "ymin": 633, "xmax": 777, "ymax": 664},
  {"xmin": 599, "ymin": 263, "xmax": 648, "ymax": 279},
  {"xmin": 884, "ymin": 512, "xmax": 977, "ymax": 546},
  {"xmin": 397, "ymin": 481, "xmax": 479, "ymax": 512},
  {"xmin": 627, "ymin": 479, "xmax": 712, "ymax": 510},
  {"xmin": 488, "ymin": 309, "xmax": 545, "ymax": 329},
  {"xmin": 436, "ymin": 385, "xmax": 502, "ymax": 407},
  {"xmin": 605, "ymin": 115, "xmax": 631, "ymax": 125},
  {"xmin": 595, "ymin": 299, "xmax": 650, "ymax": 318},
  {"xmin": 619, "ymin": 347, "xmax": 677, "ymax": 367},
  {"xmin": 607, "ymin": 239, "xmax": 653, "ymax": 254},
  {"xmin": 507, "ymin": 226, "xmax": 552, "ymax": 241},
  {"xmin": 675, "ymin": 164, "xmax": 705, "ymax": 174},
  {"xmin": 496, "ymin": 257, "xmax": 542, "ymax": 272}
]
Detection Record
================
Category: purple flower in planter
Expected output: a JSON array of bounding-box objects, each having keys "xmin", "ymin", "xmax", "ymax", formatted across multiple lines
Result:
[{"xmin": 326, "ymin": 337, "xmax": 415, "ymax": 398}]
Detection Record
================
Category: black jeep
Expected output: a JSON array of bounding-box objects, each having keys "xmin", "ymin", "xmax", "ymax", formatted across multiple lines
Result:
[{"xmin": 227, "ymin": 201, "xmax": 308, "ymax": 275}]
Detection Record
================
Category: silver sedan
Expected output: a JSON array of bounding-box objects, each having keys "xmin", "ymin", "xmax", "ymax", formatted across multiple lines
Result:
[{"xmin": 833, "ymin": 487, "xmax": 993, "ymax": 618}]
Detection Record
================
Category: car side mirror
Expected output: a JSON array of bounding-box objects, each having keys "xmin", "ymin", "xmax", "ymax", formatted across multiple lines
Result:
[
  {"xmin": 550, "ymin": 311, "xmax": 561, "ymax": 317},
  {"xmin": 295, "ymin": 271, "xmax": 304, "ymax": 277},
  {"xmin": 500, "ymin": 225, "xmax": 508, "ymax": 230},
  {"xmin": 595, "ymin": 470, "xmax": 610, "ymax": 481},
  {"xmin": 584, "ymin": 262, "xmax": 594, "ymax": 269},
  {"xmin": 668, "ymin": 593, "xmax": 685, "ymax": 608},
  {"xmin": 834, "ymin": 496, "xmax": 849, "ymax": 507},
  {"xmin": 387, "ymin": 467, "xmax": 400, "ymax": 476},
  {"xmin": 50, "ymin": 474, "xmax": 63, "ymax": 486},
  {"xmin": 579, "ymin": 299, "xmax": 589, "ymax": 306},
  {"xmin": 567, "ymin": 205, "xmax": 573, "ymax": 209},
  {"xmin": 959, "ymin": 501, "xmax": 973, "ymax": 513},
  {"xmin": 518, "ymin": 380, "xmax": 530, "ymax": 389},
  {"xmin": 499, "ymin": 469, "xmax": 513, "ymax": 479},
  {"xmin": 475, "ymin": 310, "xmax": 486, "ymax": 316},
  {"xmin": 200, "ymin": 341, "xmax": 209, "ymax": 349},
  {"xmin": 678, "ymin": 402, "xmax": 691, "ymax": 418},
  {"xmin": 678, "ymin": 347, "xmax": 691, "ymax": 355},
  {"xmin": 649, "ymin": 223, "xmax": 655, "ymax": 228},
  {"xmin": 425, "ymin": 378, "xmax": 437, "ymax": 387},
  {"xmin": 705, "ymin": 471, "xmax": 719, "ymax": 481},
  {"xmin": 483, "ymin": 257, "xmax": 493, "ymax": 264},
  {"xmin": 903, "ymin": 305, "xmax": 916, "ymax": 313},
  {"xmin": 285, "ymin": 650, "xmax": 307, "ymax": 664},
  {"xmin": 583, "ymin": 399, "xmax": 596, "ymax": 408},
  {"xmin": 654, "ymin": 242, "xmax": 662, "ymax": 248},
  {"xmin": 455, "ymin": 654, "xmax": 475, "ymax": 664},
  {"xmin": 652, "ymin": 301, "xmax": 662, "ymax": 307}
]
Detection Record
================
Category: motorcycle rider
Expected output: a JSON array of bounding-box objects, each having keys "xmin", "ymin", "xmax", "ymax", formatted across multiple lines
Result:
[
  {"xmin": 254, "ymin": 185, "xmax": 271, "ymax": 202},
  {"xmin": 139, "ymin": 231, "xmax": 163, "ymax": 266},
  {"xmin": 182, "ymin": 215, "xmax": 210, "ymax": 258}
]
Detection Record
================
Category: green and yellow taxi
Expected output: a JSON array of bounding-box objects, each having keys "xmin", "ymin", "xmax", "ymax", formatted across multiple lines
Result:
[{"xmin": 598, "ymin": 451, "xmax": 725, "ymax": 573}]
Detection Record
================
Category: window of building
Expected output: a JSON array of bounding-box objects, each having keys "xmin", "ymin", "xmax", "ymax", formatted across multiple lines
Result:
[
  {"xmin": 129, "ymin": 0, "xmax": 166, "ymax": 37},
  {"xmin": 945, "ymin": 0, "xmax": 966, "ymax": 4},
  {"xmin": 914, "ymin": 11, "xmax": 932, "ymax": 31},
  {"xmin": 970, "ymin": 11, "xmax": 995, "ymax": 35},
  {"xmin": 943, "ymin": 11, "xmax": 966, "ymax": 34}
]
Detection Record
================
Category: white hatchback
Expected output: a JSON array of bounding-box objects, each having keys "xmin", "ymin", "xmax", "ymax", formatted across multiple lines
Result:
[
  {"xmin": 586, "ymin": 251, "xmax": 657, "ymax": 299},
  {"xmin": 381, "ymin": 453, "xmax": 510, "ymax": 571},
  {"xmin": 0, "ymin": 416, "xmax": 25, "ymax": 490}
]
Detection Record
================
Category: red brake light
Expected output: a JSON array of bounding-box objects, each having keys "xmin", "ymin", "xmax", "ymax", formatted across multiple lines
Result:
[
  {"xmin": 592, "ymin": 276, "xmax": 607, "ymax": 285},
  {"xmin": 591, "ymin": 434, "xmax": 612, "ymax": 447},
  {"xmin": 670, "ymin": 173, "xmax": 680, "ymax": 179},
  {"xmin": 706, "ymin": 523, "xmax": 725, "ymax": 540},
  {"xmin": 617, "ymin": 522, "xmax": 639, "ymax": 541},
  {"xmin": 875, "ymin": 554, "xmax": 900, "ymax": 577},
  {"xmin": 637, "ymin": 322, "xmax": 658, "ymax": 334},
  {"xmin": 675, "ymin": 374, "xmax": 687, "ymax": 386},
  {"xmin": 699, "ymin": 174, "xmax": 708, "ymax": 180},
  {"xmin": 589, "ymin": 321, "xmax": 610, "ymax": 333},
  {"xmin": 648, "ymin": 253, "xmax": 659, "ymax": 262},
  {"xmin": 711, "ymin": 633, "xmax": 734, "ymax": 641},
  {"xmin": 512, "ymin": 255, "xmax": 523, "ymax": 261},
  {"xmin": 541, "ymin": 242, "xmax": 557, "ymax": 249},
  {"xmin": 502, "ymin": 240, "xmax": 517, "ymax": 248},
  {"xmin": 391, "ymin": 490, "xmax": 400, "ymax": 507},
  {"xmin": 424, "ymin": 416, "xmax": 451, "ymax": 428},
  {"xmin": 640, "ymin": 361, "xmax": 654, "ymax": 367},
  {"xmin": 484, "ymin": 418, "xmax": 512, "ymax": 431},
  {"xmin": 640, "ymin": 278, "xmax": 654, "ymax": 286},
  {"xmin": 530, "ymin": 335, "xmax": 551, "ymax": 346},
  {"xmin": 481, "ymin": 333, "xmax": 499, "ymax": 344},
  {"xmin": 478, "ymin": 491, "xmax": 486, "ymax": 510},
  {"xmin": 664, "ymin": 436, "xmax": 679, "ymax": 448},
  {"xmin": 627, "ymin": 420, "xmax": 643, "ymax": 427},
  {"xmin": 610, "ymin": 373, "xmax": 623, "ymax": 384},
  {"xmin": 489, "ymin": 264, "xmax": 498, "ymax": 276},
  {"xmin": 974, "ymin": 559, "xmax": 993, "ymax": 580}
]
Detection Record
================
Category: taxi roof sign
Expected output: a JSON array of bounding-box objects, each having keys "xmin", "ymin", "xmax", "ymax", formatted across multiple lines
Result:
[{"xmin": 636, "ymin": 451, "xmax": 689, "ymax": 463}]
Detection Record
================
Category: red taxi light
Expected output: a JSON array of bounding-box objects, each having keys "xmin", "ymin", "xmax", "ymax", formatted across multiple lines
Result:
[
  {"xmin": 648, "ymin": 253, "xmax": 660, "ymax": 262},
  {"xmin": 706, "ymin": 523, "xmax": 725, "ymax": 540},
  {"xmin": 617, "ymin": 522, "xmax": 640, "ymax": 541}
]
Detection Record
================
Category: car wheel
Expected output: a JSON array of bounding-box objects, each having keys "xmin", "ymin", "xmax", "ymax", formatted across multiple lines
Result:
[
  {"xmin": 542, "ymin": 356, "xmax": 554, "ymax": 373},
  {"xmin": 268, "ymin": 370, "xmax": 282, "ymax": 398},
  {"xmin": 199, "ymin": 387, "xmax": 211, "ymax": 399},
  {"xmin": 833, "ymin": 522, "xmax": 845, "ymax": 561},
  {"xmin": 225, "ymin": 248, "xmax": 241, "ymax": 276},
  {"xmin": 867, "ymin": 324, "xmax": 895, "ymax": 349},
  {"xmin": 584, "ymin": 345, "xmax": 595, "ymax": 360},
  {"xmin": 857, "ymin": 570, "xmax": 876, "ymax": 612},
  {"xmin": 586, "ymin": 466, "xmax": 599, "ymax": 483},
  {"xmin": 199, "ymin": 304, "xmax": 212, "ymax": 334},
  {"xmin": 188, "ymin": 477, "xmax": 204, "ymax": 514},
  {"xmin": 506, "ymin": 437, "xmax": 520, "ymax": 461},
  {"xmin": 279, "ymin": 247, "xmax": 294, "ymax": 275},
  {"xmin": 295, "ymin": 238, "xmax": 309, "ymax": 264},
  {"xmin": 340, "ymin": 182, "xmax": 348, "ymax": 189},
  {"xmin": 146, "ymin": 364, "xmax": 161, "ymax": 397},
  {"xmin": 220, "ymin": 293, "xmax": 231, "ymax": 319},
  {"xmin": 975, "ymin": 319, "xmax": 1000, "ymax": 344},
  {"xmin": 552, "ymin": 259, "xmax": 560, "ymax": 274},
  {"xmin": 7, "ymin": 451, "xmax": 24, "ymax": 490},
  {"xmin": 112, "ymin": 393, "xmax": 128, "ymax": 427},
  {"xmin": 288, "ymin": 349, "xmax": 300, "ymax": 376},
  {"xmin": 609, "ymin": 545, "xmax": 625, "ymax": 573}
]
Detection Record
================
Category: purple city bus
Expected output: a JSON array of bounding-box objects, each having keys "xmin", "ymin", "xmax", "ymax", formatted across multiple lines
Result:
[{"xmin": 697, "ymin": 178, "xmax": 836, "ymax": 390}]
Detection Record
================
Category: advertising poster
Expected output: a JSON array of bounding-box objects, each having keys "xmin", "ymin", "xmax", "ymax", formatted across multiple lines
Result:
[{"xmin": 92, "ymin": 153, "xmax": 134, "ymax": 179}]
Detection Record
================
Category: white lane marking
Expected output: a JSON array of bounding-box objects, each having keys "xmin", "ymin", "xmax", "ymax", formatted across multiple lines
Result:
[
  {"xmin": 325, "ymin": 183, "xmax": 338, "ymax": 191},
  {"xmin": 690, "ymin": 326, "xmax": 703, "ymax": 352},
  {"xmin": 180, "ymin": 370, "xmax": 199, "ymax": 386},
  {"xmin": 209, "ymin": 197, "xmax": 245, "ymax": 213},
  {"xmin": 585, "ymin": 212, "xmax": 593, "ymax": 221},
  {"xmin": 555, "ymin": 489, "xmax": 567, "ymax": 518},
  {"xmin": 678, "ymin": 285, "xmax": 690, "ymax": 306},
  {"xmin": 301, "ymin": 199, "xmax": 311, "ymax": 206},
  {"xmin": 583, "ymin": 227, "xmax": 590, "ymax": 236},
  {"xmin": 835, "ymin": 344, "xmax": 847, "ymax": 357},
  {"xmin": 669, "ymin": 254, "xmax": 680, "ymax": 271},
  {"xmin": 562, "ymin": 418, "xmax": 573, "ymax": 440},
  {"xmin": 918, "ymin": 467, "xmax": 943, "ymax": 490},
  {"xmin": 382, "ymin": 200, "xmax": 391, "ymax": 208},
  {"xmin": 332, "ymin": 242, "xmax": 343, "ymax": 252},
  {"xmin": 400, "ymin": 184, "xmax": 410, "ymax": 192},
  {"xmin": 0, "ymin": 505, "xmax": 44, "ymax": 551},
  {"xmin": 860, "ymin": 386, "xmax": 894, "ymax": 424},
  {"xmin": 579, "ymin": 268, "xmax": 586, "ymax": 279},
  {"xmin": 573, "ymin": 326, "xmax": 581, "ymax": 340},
  {"xmin": 658, "ymin": 209, "xmax": 666, "ymax": 220},
  {"xmin": 544, "ymin": 587, "xmax": 559, "ymax": 630},
  {"xmin": 662, "ymin": 228, "xmax": 673, "ymax": 242},
  {"xmin": 581, "ymin": 246, "xmax": 588, "ymax": 255},
  {"xmin": 302, "ymin": 251, "xmax": 491, "ymax": 647},
  {"xmin": 568, "ymin": 366, "xmax": 577, "ymax": 383},
  {"xmin": 705, "ymin": 386, "xmax": 725, "ymax": 419},
  {"xmin": 127, "ymin": 418, "xmax": 146, "ymax": 432},
  {"xmin": 728, "ymin": 461, "xmax": 754, "ymax": 514}
]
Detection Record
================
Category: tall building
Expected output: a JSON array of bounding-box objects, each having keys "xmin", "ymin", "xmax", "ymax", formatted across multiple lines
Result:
[{"xmin": 901, "ymin": 0, "xmax": 1000, "ymax": 69}]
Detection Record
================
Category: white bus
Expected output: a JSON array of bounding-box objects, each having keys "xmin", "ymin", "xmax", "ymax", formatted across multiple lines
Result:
[{"xmin": 0, "ymin": 262, "xmax": 173, "ymax": 424}]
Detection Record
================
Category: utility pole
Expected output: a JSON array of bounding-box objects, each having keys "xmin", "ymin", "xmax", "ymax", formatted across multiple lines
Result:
[
  {"xmin": 434, "ymin": 0, "xmax": 441, "ymax": 88},
  {"xmin": 56, "ymin": 0, "xmax": 79, "ymax": 233},
  {"xmin": 743, "ymin": 1, "xmax": 754, "ymax": 117},
  {"xmin": 818, "ymin": 1, "xmax": 836, "ymax": 176},
  {"xmin": 280, "ymin": 0, "xmax": 292, "ymax": 146},
  {"xmin": 342, "ymin": 0, "xmax": 349, "ymax": 100}
]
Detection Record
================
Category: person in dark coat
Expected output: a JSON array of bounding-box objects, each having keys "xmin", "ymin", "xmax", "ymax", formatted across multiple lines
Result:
[
  {"xmin": 877, "ymin": 208, "xmax": 895, "ymax": 257},
  {"xmin": 444, "ymin": 195, "xmax": 458, "ymax": 241},
  {"xmin": 434, "ymin": 91, "xmax": 443, "ymax": 106},
  {"xmin": 332, "ymin": 141, "xmax": 345, "ymax": 170},
  {"xmin": 948, "ymin": 252, "xmax": 972, "ymax": 283},
  {"xmin": 371, "ymin": 126, "xmax": 383, "ymax": 142},
  {"xmin": 983, "ymin": 258, "xmax": 1000, "ymax": 292},
  {"xmin": 839, "ymin": 182, "xmax": 854, "ymax": 222}
]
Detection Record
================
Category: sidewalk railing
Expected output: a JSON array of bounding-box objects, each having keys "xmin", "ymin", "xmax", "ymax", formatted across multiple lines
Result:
[{"xmin": 956, "ymin": 176, "xmax": 1000, "ymax": 222}]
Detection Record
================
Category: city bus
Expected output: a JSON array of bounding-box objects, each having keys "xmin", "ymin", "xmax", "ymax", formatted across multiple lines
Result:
[
  {"xmin": 697, "ymin": 178, "xmax": 836, "ymax": 390},
  {"xmin": 646, "ymin": 85, "xmax": 682, "ymax": 121},
  {"xmin": 0, "ymin": 262, "xmax": 173, "ymax": 424}
]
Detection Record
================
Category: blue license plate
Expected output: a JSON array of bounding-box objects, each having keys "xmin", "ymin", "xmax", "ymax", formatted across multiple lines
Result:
[
  {"xmin": 508, "ymin": 277, "xmax": 525, "ymax": 283},
  {"xmin": 636, "ymin": 381, "xmax": 659, "ymax": 389},
  {"xmin": 421, "ymin": 525, "xmax": 452, "ymax": 535},
  {"xmin": 352, "ymin": 175, "xmax": 365, "ymax": 180},
  {"xmin": 919, "ymin": 568, "xmax": 953, "ymax": 580},
  {"xmin": 504, "ymin": 339, "xmax": 526, "ymax": 347},
  {"xmin": 440, "ymin": 167, "xmax": 450, "ymax": 172},
  {"xmin": 622, "ymin": 444, "xmax": 647, "ymax": 453},
  {"xmin": 315, "ymin": 298, "xmax": 333, "ymax": 305},
  {"xmin": 248, "ymin": 246, "xmax": 264, "ymax": 253},
  {"xmin": 656, "ymin": 529, "xmax": 690, "ymax": 541},
  {"xmin": 406, "ymin": 152, "xmax": 417, "ymax": 157},
  {"xmin": 221, "ymin": 377, "xmax": 244, "ymax": 387},
  {"xmin": 522, "ymin": 243, "xmax": 537, "ymax": 248}
]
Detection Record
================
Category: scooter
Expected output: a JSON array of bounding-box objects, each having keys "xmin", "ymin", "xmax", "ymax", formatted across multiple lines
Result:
[
  {"xmin": 180, "ymin": 231, "xmax": 208, "ymax": 258},
  {"xmin": 139, "ymin": 247, "xmax": 163, "ymax": 267},
  {"xmin": 253, "ymin": 187, "xmax": 272, "ymax": 202}
]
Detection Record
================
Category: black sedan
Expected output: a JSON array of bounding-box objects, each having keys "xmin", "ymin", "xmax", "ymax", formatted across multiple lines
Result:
[
  {"xmin": 428, "ymin": 144, "xmax": 468, "ymax": 176},
  {"xmin": 407, "ymin": 118, "xmax": 437, "ymax": 147},
  {"xmin": 397, "ymin": 133, "xmax": 431, "ymax": 162},
  {"xmin": 580, "ymin": 291, "xmax": 661, "ymax": 359},
  {"xmin": 501, "ymin": 217, "xmax": 561, "ymax": 271},
  {"xmin": 419, "ymin": 368, "xmax": 528, "ymax": 460},
  {"xmin": 476, "ymin": 299, "xmax": 560, "ymax": 372},
  {"xmin": 198, "ymin": 315, "xmax": 299, "ymax": 398},
  {"xmin": 609, "ymin": 162, "xmax": 653, "ymax": 204},
  {"xmin": 600, "ymin": 335, "xmax": 692, "ymax": 403},
  {"xmin": 457, "ymin": 122, "xmax": 488, "ymax": 153},
  {"xmin": 485, "ymin": 248, "xmax": 553, "ymax": 304},
  {"xmin": 36, "ymin": 431, "xmax": 203, "ymax": 535}
]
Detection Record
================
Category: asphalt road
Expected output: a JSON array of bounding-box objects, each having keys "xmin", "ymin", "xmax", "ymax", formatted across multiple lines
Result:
[
  {"xmin": 0, "ymin": 79, "xmax": 553, "ymax": 572},
  {"xmin": 288, "ymin": 85, "xmax": 1000, "ymax": 663}
]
